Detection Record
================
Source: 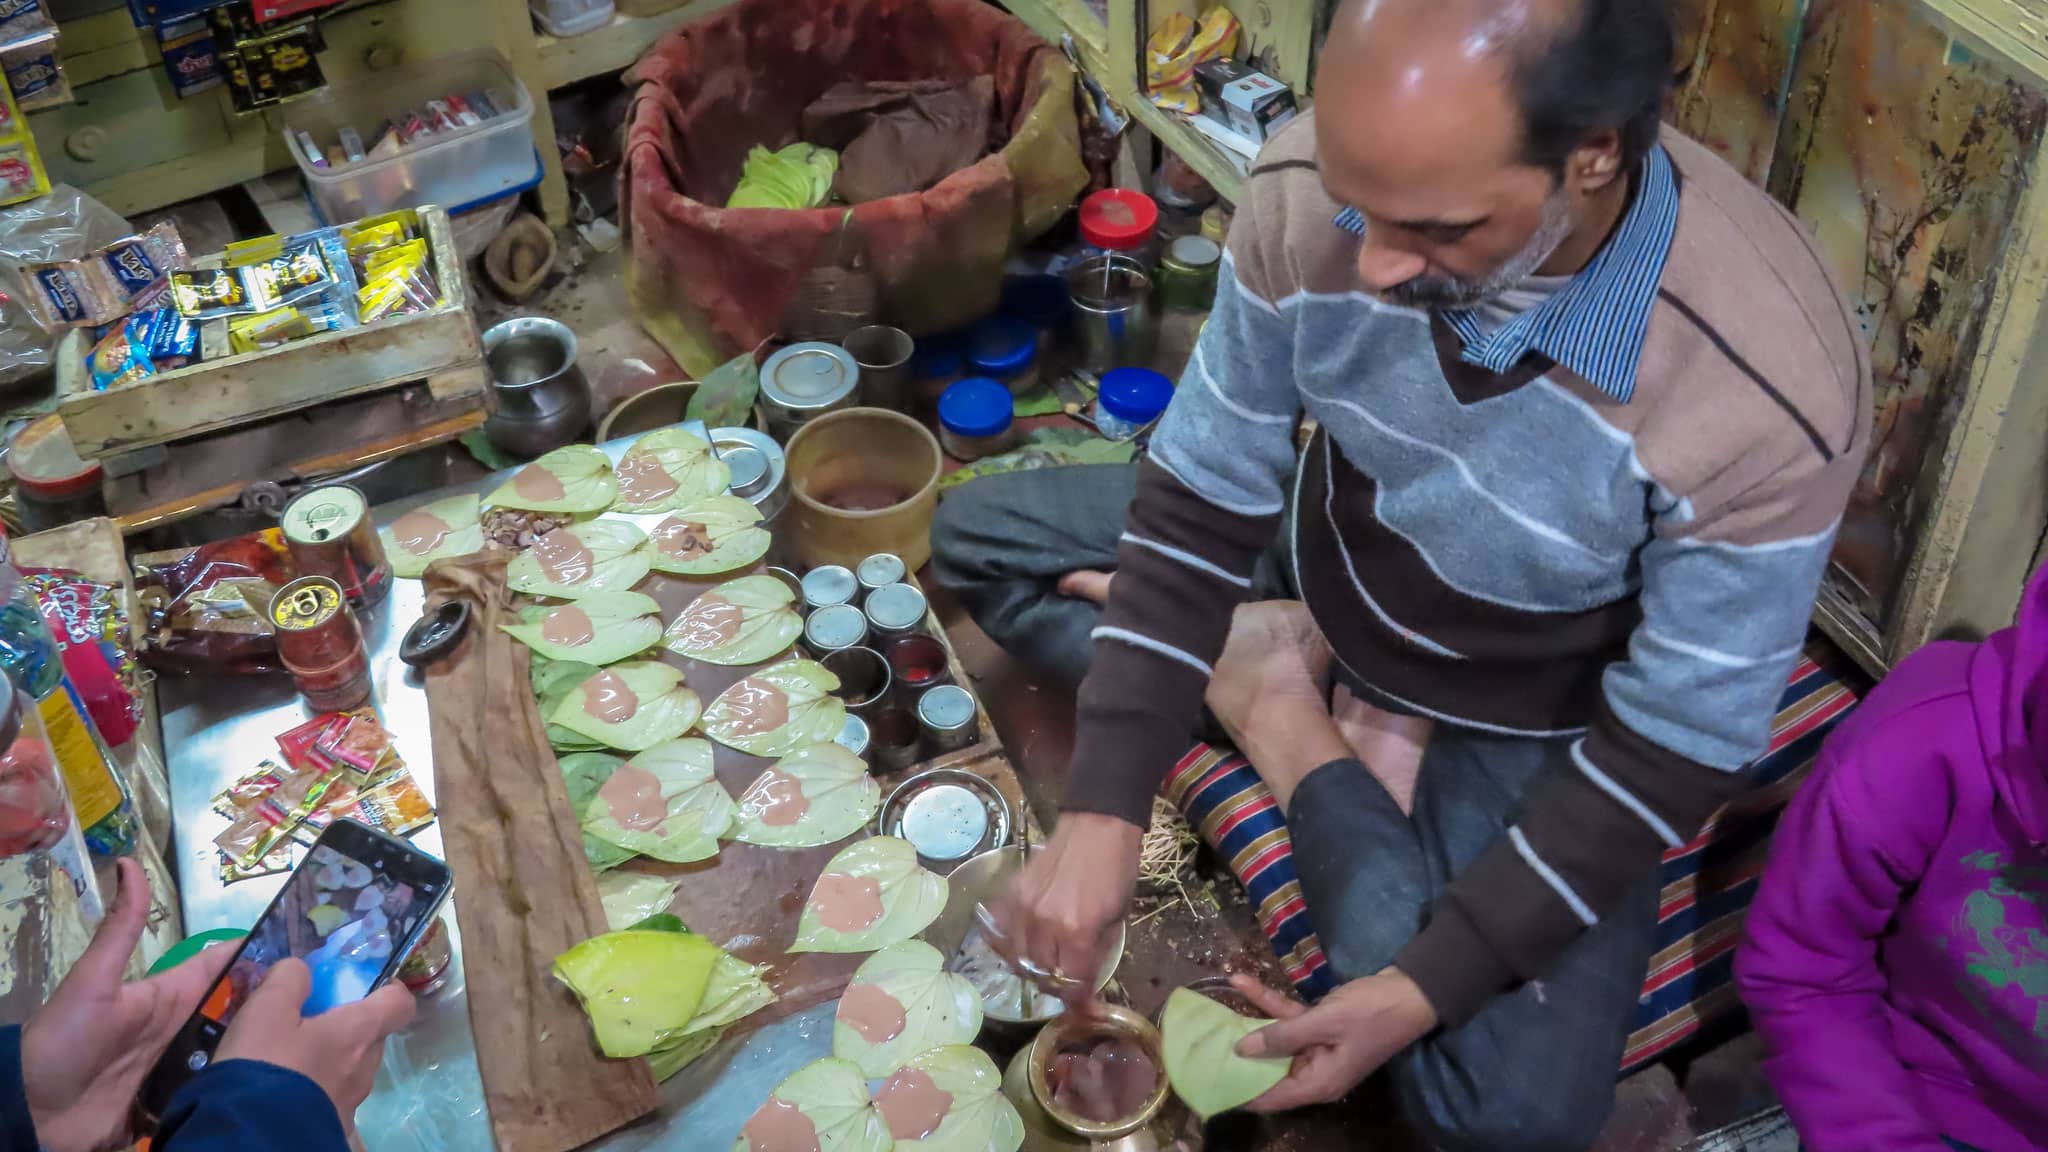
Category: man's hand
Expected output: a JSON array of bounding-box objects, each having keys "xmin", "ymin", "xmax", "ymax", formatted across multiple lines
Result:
[
  {"xmin": 22, "ymin": 857, "xmax": 233, "ymax": 1152},
  {"xmin": 1229, "ymin": 968, "xmax": 1438, "ymax": 1112},
  {"xmin": 215, "ymin": 958, "xmax": 415, "ymax": 1132},
  {"xmin": 991, "ymin": 812, "xmax": 1142, "ymax": 1002}
]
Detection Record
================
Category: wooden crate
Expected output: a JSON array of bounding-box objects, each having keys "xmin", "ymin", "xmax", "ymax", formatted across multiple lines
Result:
[{"xmin": 53, "ymin": 205, "xmax": 484, "ymax": 460}]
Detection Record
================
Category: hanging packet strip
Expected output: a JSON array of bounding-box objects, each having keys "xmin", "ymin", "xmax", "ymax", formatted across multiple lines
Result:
[
  {"xmin": 25, "ymin": 222, "xmax": 189, "ymax": 331},
  {"xmin": 170, "ymin": 242, "xmax": 332, "ymax": 319},
  {"xmin": 1, "ymin": 30, "xmax": 70, "ymax": 111}
]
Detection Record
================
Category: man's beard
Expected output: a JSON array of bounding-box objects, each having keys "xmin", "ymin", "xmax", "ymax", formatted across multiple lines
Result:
[{"xmin": 1383, "ymin": 187, "xmax": 1575, "ymax": 311}]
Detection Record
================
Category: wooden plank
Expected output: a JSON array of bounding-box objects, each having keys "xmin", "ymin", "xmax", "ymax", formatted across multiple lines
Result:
[
  {"xmin": 532, "ymin": 0, "xmax": 736, "ymax": 90},
  {"xmin": 1129, "ymin": 99, "xmax": 1246, "ymax": 202}
]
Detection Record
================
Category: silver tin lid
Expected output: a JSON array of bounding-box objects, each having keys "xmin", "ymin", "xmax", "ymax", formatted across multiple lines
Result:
[
  {"xmin": 804, "ymin": 603, "xmax": 869, "ymax": 652},
  {"xmin": 916, "ymin": 683, "xmax": 977, "ymax": 733},
  {"xmin": 835, "ymin": 713, "xmax": 870, "ymax": 758},
  {"xmin": 878, "ymin": 768, "xmax": 1013, "ymax": 866},
  {"xmin": 760, "ymin": 343, "xmax": 860, "ymax": 412},
  {"xmin": 856, "ymin": 553, "xmax": 907, "ymax": 591},
  {"xmin": 709, "ymin": 426, "xmax": 785, "ymax": 510},
  {"xmin": 801, "ymin": 565, "xmax": 859, "ymax": 610},
  {"xmin": 865, "ymin": 582, "xmax": 928, "ymax": 633}
]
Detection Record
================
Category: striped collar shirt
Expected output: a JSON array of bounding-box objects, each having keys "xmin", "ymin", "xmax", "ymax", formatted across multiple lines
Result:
[{"xmin": 1332, "ymin": 144, "xmax": 1680, "ymax": 403}]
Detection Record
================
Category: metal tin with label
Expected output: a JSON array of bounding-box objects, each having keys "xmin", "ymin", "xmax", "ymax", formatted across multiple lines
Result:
[
  {"xmin": 856, "ymin": 552, "xmax": 906, "ymax": 594},
  {"xmin": 803, "ymin": 603, "xmax": 869, "ymax": 654},
  {"xmin": 759, "ymin": 342, "xmax": 860, "ymax": 439},
  {"xmin": 879, "ymin": 768, "xmax": 1013, "ymax": 867},
  {"xmin": 864, "ymin": 582, "xmax": 928, "ymax": 637},
  {"xmin": 801, "ymin": 565, "xmax": 859, "ymax": 612},
  {"xmin": 280, "ymin": 484, "xmax": 390, "ymax": 609},
  {"xmin": 916, "ymin": 684, "xmax": 978, "ymax": 754}
]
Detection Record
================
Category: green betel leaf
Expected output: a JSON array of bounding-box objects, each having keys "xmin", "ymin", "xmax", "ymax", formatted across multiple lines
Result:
[
  {"xmin": 1161, "ymin": 987, "xmax": 1291, "ymax": 1121},
  {"xmin": 549, "ymin": 661, "xmax": 703, "ymax": 753},
  {"xmin": 664, "ymin": 574, "xmax": 803, "ymax": 666},
  {"xmin": 701, "ymin": 660, "xmax": 846, "ymax": 758},
  {"xmin": 833, "ymin": 941, "xmax": 982, "ymax": 1078},
  {"xmin": 597, "ymin": 870, "xmax": 682, "ymax": 931},
  {"xmin": 487, "ymin": 444, "xmax": 619, "ymax": 513},
  {"xmin": 638, "ymin": 939, "xmax": 778, "ymax": 1081},
  {"xmin": 731, "ymin": 1057, "xmax": 891, "ymax": 1152},
  {"xmin": 646, "ymin": 496, "xmax": 773, "ymax": 576},
  {"xmin": 500, "ymin": 590, "xmax": 663, "ymax": 664},
  {"xmin": 688, "ymin": 350, "xmax": 762, "ymax": 431},
  {"xmin": 790, "ymin": 837, "xmax": 947, "ymax": 955},
  {"xmin": 381, "ymin": 493, "xmax": 485, "ymax": 579},
  {"xmin": 730, "ymin": 742, "xmax": 879, "ymax": 848},
  {"xmin": 534, "ymin": 656, "xmax": 601, "ymax": 703},
  {"xmin": 613, "ymin": 428, "xmax": 733, "ymax": 513},
  {"xmin": 878, "ymin": 1045, "xmax": 1023, "ymax": 1152},
  {"xmin": 557, "ymin": 751, "xmax": 638, "ymax": 870},
  {"xmin": 507, "ymin": 519, "xmax": 654, "ymax": 599},
  {"xmin": 581, "ymin": 738, "xmax": 735, "ymax": 864},
  {"xmin": 553, "ymin": 929, "xmax": 721, "ymax": 1058}
]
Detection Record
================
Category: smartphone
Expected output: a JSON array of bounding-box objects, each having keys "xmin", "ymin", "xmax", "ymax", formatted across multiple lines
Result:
[{"xmin": 138, "ymin": 819, "xmax": 451, "ymax": 1125}]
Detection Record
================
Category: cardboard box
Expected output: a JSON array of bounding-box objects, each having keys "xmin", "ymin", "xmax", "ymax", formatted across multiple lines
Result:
[{"xmin": 1193, "ymin": 58, "xmax": 1298, "ymax": 143}]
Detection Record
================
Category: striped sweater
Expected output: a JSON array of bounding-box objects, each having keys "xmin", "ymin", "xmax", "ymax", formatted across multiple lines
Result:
[{"xmin": 1069, "ymin": 119, "xmax": 1871, "ymax": 1025}]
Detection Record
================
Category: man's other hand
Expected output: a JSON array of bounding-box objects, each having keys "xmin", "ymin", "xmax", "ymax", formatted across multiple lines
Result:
[
  {"xmin": 991, "ymin": 812, "xmax": 1142, "ymax": 1007},
  {"xmin": 215, "ymin": 959, "xmax": 414, "ymax": 1134},
  {"xmin": 1230, "ymin": 968, "xmax": 1438, "ymax": 1112}
]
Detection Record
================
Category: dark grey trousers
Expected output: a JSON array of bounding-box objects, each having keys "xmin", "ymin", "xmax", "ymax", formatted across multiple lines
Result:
[{"xmin": 931, "ymin": 463, "xmax": 1661, "ymax": 1152}]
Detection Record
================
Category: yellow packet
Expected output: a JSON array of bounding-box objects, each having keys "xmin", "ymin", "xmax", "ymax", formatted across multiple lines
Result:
[
  {"xmin": 1146, "ymin": 5, "xmax": 1239, "ymax": 113},
  {"xmin": 363, "ymin": 238, "xmax": 427, "ymax": 280},
  {"xmin": 229, "ymin": 306, "xmax": 312, "ymax": 354},
  {"xmin": 344, "ymin": 221, "xmax": 408, "ymax": 261},
  {"xmin": 225, "ymin": 234, "xmax": 287, "ymax": 268},
  {"xmin": 343, "ymin": 210, "xmax": 417, "ymax": 248}
]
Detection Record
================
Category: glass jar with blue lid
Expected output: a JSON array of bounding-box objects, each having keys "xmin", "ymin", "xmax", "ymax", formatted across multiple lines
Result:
[
  {"xmin": 937, "ymin": 377, "xmax": 1018, "ymax": 462},
  {"xmin": 1094, "ymin": 367, "xmax": 1174, "ymax": 442},
  {"xmin": 967, "ymin": 315, "xmax": 1040, "ymax": 396}
]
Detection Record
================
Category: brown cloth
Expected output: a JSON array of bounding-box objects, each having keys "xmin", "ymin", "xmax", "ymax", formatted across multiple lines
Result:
[
  {"xmin": 802, "ymin": 76, "xmax": 995, "ymax": 203},
  {"xmin": 419, "ymin": 554, "xmax": 659, "ymax": 1152}
]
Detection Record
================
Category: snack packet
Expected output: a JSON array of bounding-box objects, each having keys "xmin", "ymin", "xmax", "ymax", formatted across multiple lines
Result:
[{"xmin": 315, "ymin": 711, "xmax": 397, "ymax": 780}]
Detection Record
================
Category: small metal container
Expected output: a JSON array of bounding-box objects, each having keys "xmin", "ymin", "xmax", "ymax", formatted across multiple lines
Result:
[
  {"xmin": 802, "ymin": 565, "xmax": 859, "ymax": 612},
  {"xmin": 1157, "ymin": 233, "xmax": 1222, "ymax": 312},
  {"xmin": 764, "ymin": 566, "xmax": 805, "ymax": 604},
  {"xmin": 879, "ymin": 767, "xmax": 1013, "ymax": 867},
  {"xmin": 821, "ymin": 646, "xmax": 891, "ymax": 716},
  {"xmin": 759, "ymin": 341, "xmax": 861, "ymax": 440},
  {"xmin": 482, "ymin": 315, "xmax": 592, "ymax": 457},
  {"xmin": 1068, "ymin": 253, "xmax": 1158, "ymax": 373},
  {"xmin": 864, "ymin": 582, "xmax": 928, "ymax": 637},
  {"xmin": 803, "ymin": 603, "xmax": 869, "ymax": 654},
  {"xmin": 280, "ymin": 484, "xmax": 390, "ymax": 610},
  {"xmin": 709, "ymin": 425, "xmax": 788, "ymax": 524},
  {"xmin": 916, "ymin": 684, "xmax": 978, "ymax": 755},
  {"xmin": 841, "ymin": 325, "xmax": 914, "ymax": 412},
  {"xmin": 855, "ymin": 552, "xmax": 907, "ymax": 595},
  {"xmin": 835, "ymin": 714, "xmax": 870, "ymax": 759},
  {"xmin": 868, "ymin": 706, "xmax": 923, "ymax": 770},
  {"xmin": 885, "ymin": 633, "xmax": 951, "ymax": 694}
]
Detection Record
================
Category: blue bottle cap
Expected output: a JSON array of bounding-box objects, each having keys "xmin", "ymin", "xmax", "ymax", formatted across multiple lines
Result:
[
  {"xmin": 967, "ymin": 316, "xmax": 1038, "ymax": 376},
  {"xmin": 1098, "ymin": 367, "xmax": 1174, "ymax": 425},
  {"xmin": 938, "ymin": 378, "xmax": 1015, "ymax": 439}
]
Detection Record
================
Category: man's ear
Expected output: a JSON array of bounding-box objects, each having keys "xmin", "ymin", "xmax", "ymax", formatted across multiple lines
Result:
[{"xmin": 1567, "ymin": 129, "xmax": 1626, "ymax": 197}]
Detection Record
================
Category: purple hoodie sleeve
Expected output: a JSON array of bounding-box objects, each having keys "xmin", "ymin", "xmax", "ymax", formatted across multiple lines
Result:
[{"xmin": 1734, "ymin": 734, "xmax": 1955, "ymax": 1152}]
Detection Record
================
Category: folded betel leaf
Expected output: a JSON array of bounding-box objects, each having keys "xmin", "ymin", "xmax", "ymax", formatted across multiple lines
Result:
[
  {"xmin": 552, "ymin": 928, "xmax": 721, "ymax": 1058},
  {"xmin": 487, "ymin": 444, "xmax": 618, "ymax": 514},
  {"xmin": 613, "ymin": 427, "xmax": 733, "ymax": 513},
  {"xmin": 581, "ymin": 738, "xmax": 735, "ymax": 864},
  {"xmin": 558, "ymin": 751, "xmax": 638, "ymax": 870},
  {"xmin": 649, "ymin": 950, "xmax": 779, "ymax": 1082},
  {"xmin": 876, "ymin": 1045, "xmax": 1023, "ymax": 1152},
  {"xmin": 731, "ymin": 742, "xmax": 879, "ymax": 848},
  {"xmin": 501, "ymin": 590, "xmax": 663, "ymax": 664},
  {"xmin": 536, "ymin": 658, "xmax": 609, "ymax": 753},
  {"xmin": 791, "ymin": 836, "xmax": 947, "ymax": 955},
  {"xmin": 381, "ymin": 493, "xmax": 485, "ymax": 579},
  {"xmin": 647, "ymin": 496, "xmax": 773, "ymax": 576},
  {"xmin": 733, "ymin": 1057, "xmax": 891, "ymax": 1152},
  {"xmin": 596, "ymin": 870, "xmax": 683, "ymax": 931},
  {"xmin": 665, "ymin": 573, "xmax": 803, "ymax": 666},
  {"xmin": 833, "ymin": 941, "xmax": 982, "ymax": 1078},
  {"xmin": 702, "ymin": 660, "xmax": 847, "ymax": 759},
  {"xmin": 1161, "ymin": 987, "xmax": 1290, "ymax": 1121},
  {"xmin": 549, "ymin": 660, "xmax": 703, "ymax": 753},
  {"xmin": 508, "ymin": 519, "xmax": 654, "ymax": 600}
]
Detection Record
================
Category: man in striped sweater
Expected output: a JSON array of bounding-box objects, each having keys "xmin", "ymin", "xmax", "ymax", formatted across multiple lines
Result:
[{"xmin": 936, "ymin": 0, "xmax": 1868, "ymax": 1144}]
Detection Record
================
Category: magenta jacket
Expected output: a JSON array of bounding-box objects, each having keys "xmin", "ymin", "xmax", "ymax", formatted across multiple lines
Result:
[{"xmin": 1736, "ymin": 572, "xmax": 2048, "ymax": 1152}]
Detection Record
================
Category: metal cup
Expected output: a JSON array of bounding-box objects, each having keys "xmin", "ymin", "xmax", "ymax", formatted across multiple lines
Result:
[
  {"xmin": 916, "ymin": 683, "xmax": 978, "ymax": 755},
  {"xmin": 842, "ymin": 326, "xmax": 915, "ymax": 413},
  {"xmin": 1067, "ymin": 254, "xmax": 1158, "ymax": 373},
  {"xmin": 869, "ymin": 705, "xmax": 923, "ymax": 770},
  {"xmin": 821, "ymin": 646, "xmax": 892, "ymax": 716}
]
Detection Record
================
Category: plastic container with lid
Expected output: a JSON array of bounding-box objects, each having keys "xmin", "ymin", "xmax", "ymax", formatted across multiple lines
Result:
[
  {"xmin": 910, "ymin": 328, "xmax": 968, "ymax": 410},
  {"xmin": 531, "ymin": 0, "xmax": 614, "ymax": 36},
  {"xmin": 967, "ymin": 316, "xmax": 1040, "ymax": 397},
  {"xmin": 6, "ymin": 415, "xmax": 103, "ymax": 534},
  {"xmin": 1079, "ymin": 187, "xmax": 1161, "ymax": 266},
  {"xmin": 760, "ymin": 341, "xmax": 861, "ymax": 440},
  {"xmin": 1095, "ymin": 367, "xmax": 1175, "ymax": 442},
  {"xmin": 1158, "ymin": 234, "xmax": 1223, "ymax": 312},
  {"xmin": 937, "ymin": 378, "xmax": 1017, "ymax": 462}
]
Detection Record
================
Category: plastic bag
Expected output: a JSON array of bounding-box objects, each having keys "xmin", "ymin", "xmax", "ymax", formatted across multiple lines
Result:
[
  {"xmin": 0, "ymin": 185, "xmax": 132, "ymax": 390},
  {"xmin": 1145, "ymin": 7, "xmax": 1240, "ymax": 114}
]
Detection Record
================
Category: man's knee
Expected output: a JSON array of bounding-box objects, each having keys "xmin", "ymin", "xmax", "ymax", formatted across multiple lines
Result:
[{"xmin": 1396, "ymin": 1040, "xmax": 1616, "ymax": 1152}]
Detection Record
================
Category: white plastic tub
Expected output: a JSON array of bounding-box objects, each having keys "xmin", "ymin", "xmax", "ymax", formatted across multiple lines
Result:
[
  {"xmin": 283, "ymin": 50, "xmax": 535, "ymax": 223},
  {"xmin": 531, "ymin": 0, "xmax": 615, "ymax": 36}
]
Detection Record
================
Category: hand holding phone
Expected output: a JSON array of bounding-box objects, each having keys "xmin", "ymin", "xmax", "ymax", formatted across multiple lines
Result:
[{"xmin": 215, "ymin": 957, "xmax": 415, "ymax": 1127}]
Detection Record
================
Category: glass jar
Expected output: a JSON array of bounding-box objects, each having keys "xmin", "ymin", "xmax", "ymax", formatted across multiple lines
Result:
[
  {"xmin": 1094, "ymin": 367, "xmax": 1174, "ymax": 442},
  {"xmin": 967, "ymin": 317, "xmax": 1040, "ymax": 397},
  {"xmin": 937, "ymin": 378, "xmax": 1018, "ymax": 462}
]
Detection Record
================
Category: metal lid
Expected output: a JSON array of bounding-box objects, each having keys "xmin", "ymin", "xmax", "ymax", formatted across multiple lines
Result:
[
  {"xmin": 916, "ymin": 684, "xmax": 976, "ymax": 733},
  {"xmin": 724, "ymin": 446, "xmax": 769, "ymax": 495},
  {"xmin": 280, "ymin": 484, "xmax": 368, "ymax": 544},
  {"xmin": 801, "ymin": 565, "xmax": 858, "ymax": 609},
  {"xmin": 1165, "ymin": 234, "xmax": 1222, "ymax": 270},
  {"xmin": 760, "ymin": 342, "xmax": 860, "ymax": 410},
  {"xmin": 879, "ymin": 768, "xmax": 1013, "ymax": 865},
  {"xmin": 804, "ymin": 603, "xmax": 868, "ymax": 652},
  {"xmin": 856, "ymin": 553, "xmax": 906, "ymax": 591},
  {"xmin": 268, "ymin": 576, "xmax": 347, "ymax": 633},
  {"xmin": 865, "ymin": 582, "xmax": 928, "ymax": 632},
  {"xmin": 710, "ymin": 426, "xmax": 785, "ymax": 507},
  {"xmin": 835, "ymin": 713, "xmax": 870, "ymax": 757}
]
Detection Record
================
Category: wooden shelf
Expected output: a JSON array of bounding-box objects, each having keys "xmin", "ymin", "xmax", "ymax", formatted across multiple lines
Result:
[
  {"xmin": 1129, "ymin": 99, "xmax": 1247, "ymax": 201},
  {"xmin": 534, "ymin": 0, "xmax": 734, "ymax": 89}
]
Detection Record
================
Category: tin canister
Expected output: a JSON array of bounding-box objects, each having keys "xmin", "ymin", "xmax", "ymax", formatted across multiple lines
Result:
[
  {"xmin": 711, "ymin": 426, "xmax": 788, "ymax": 525},
  {"xmin": 864, "ymin": 582, "xmax": 928, "ymax": 637},
  {"xmin": 835, "ymin": 714, "xmax": 871, "ymax": 759},
  {"xmin": 855, "ymin": 552, "xmax": 906, "ymax": 596},
  {"xmin": 804, "ymin": 603, "xmax": 869, "ymax": 653},
  {"xmin": 879, "ymin": 768, "xmax": 1013, "ymax": 865},
  {"xmin": 802, "ymin": 565, "xmax": 859, "ymax": 612},
  {"xmin": 759, "ymin": 342, "xmax": 860, "ymax": 440},
  {"xmin": 269, "ymin": 575, "xmax": 371, "ymax": 712},
  {"xmin": 916, "ymin": 684, "xmax": 978, "ymax": 755},
  {"xmin": 281, "ymin": 485, "xmax": 390, "ymax": 610}
]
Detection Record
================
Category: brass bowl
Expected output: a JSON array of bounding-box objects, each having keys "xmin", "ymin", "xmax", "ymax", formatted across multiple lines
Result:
[
  {"xmin": 923, "ymin": 844, "xmax": 1126, "ymax": 1026},
  {"xmin": 1025, "ymin": 1005, "xmax": 1172, "ymax": 1141}
]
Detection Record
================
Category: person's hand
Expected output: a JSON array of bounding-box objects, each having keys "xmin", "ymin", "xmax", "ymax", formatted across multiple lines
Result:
[
  {"xmin": 214, "ymin": 958, "xmax": 415, "ymax": 1133},
  {"xmin": 21, "ymin": 857, "xmax": 232, "ymax": 1152},
  {"xmin": 991, "ymin": 812, "xmax": 1142, "ymax": 1004},
  {"xmin": 1229, "ymin": 968, "xmax": 1438, "ymax": 1112}
]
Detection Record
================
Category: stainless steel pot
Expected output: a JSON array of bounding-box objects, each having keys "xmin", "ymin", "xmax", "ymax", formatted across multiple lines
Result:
[{"xmin": 482, "ymin": 316, "xmax": 592, "ymax": 457}]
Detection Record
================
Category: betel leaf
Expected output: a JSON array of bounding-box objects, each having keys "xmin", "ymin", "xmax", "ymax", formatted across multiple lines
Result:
[
  {"xmin": 1160, "ymin": 987, "xmax": 1291, "ymax": 1121},
  {"xmin": 731, "ymin": 1057, "xmax": 890, "ymax": 1152},
  {"xmin": 508, "ymin": 519, "xmax": 654, "ymax": 600},
  {"xmin": 380, "ymin": 493, "xmax": 485, "ymax": 579},
  {"xmin": 630, "ymin": 920, "xmax": 779, "ymax": 1082},
  {"xmin": 729, "ymin": 742, "xmax": 878, "ymax": 848},
  {"xmin": 537, "ymin": 658, "xmax": 609, "ymax": 754},
  {"xmin": 664, "ymin": 574, "xmax": 803, "ymax": 666},
  {"xmin": 881, "ymin": 1045, "xmax": 1023, "ymax": 1152},
  {"xmin": 646, "ymin": 496, "xmax": 773, "ymax": 577},
  {"xmin": 557, "ymin": 751, "xmax": 637, "ymax": 871},
  {"xmin": 553, "ymin": 929, "xmax": 720, "ymax": 1058},
  {"xmin": 687, "ymin": 350, "xmax": 762, "ymax": 431},
  {"xmin": 550, "ymin": 661, "xmax": 703, "ymax": 753},
  {"xmin": 833, "ymin": 941, "xmax": 982, "ymax": 1078},
  {"xmin": 702, "ymin": 660, "xmax": 846, "ymax": 759},
  {"xmin": 581, "ymin": 738, "xmax": 735, "ymax": 864},
  {"xmin": 612, "ymin": 427, "xmax": 732, "ymax": 514},
  {"xmin": 487, "ymin": 444, "xmax": 619, "ymax": 514},
  {"xmin": 790, "ymin": 837, "xmax": 947, "ymax": 955},
  {"xmin": 596, "ymin": 870, "xmax": 682, "ymax": 931},
  {"xmin": 500, "ymin": 590, "xmax": 663, "ymax": 665},
  {"xmin": 630, "ymin": 913, "xmax": 689, "ymax": 934}
]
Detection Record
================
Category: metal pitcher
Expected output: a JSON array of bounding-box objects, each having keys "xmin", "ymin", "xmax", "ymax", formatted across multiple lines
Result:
[{"xmin": 482, "ymin": 315, "xmax": 592, "ymax": 457}]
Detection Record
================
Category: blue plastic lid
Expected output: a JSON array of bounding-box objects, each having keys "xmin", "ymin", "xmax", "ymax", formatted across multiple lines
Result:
[
  {"xmin": 967, "ymin": 316, "xmax": 1038, "ymax": 376},
  {"xmin": 1099, "ymin": 367, "xmax": 1174, "ymax": 424},
  {"xmin": 939, "ymin": 377, "xmax": 1016, "ymax": 439},
  {"xmin": 912, "ymin": 329, "xmax": 968, "ymax": 380}
]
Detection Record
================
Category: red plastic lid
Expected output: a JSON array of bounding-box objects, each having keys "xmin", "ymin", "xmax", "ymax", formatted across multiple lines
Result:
[
  {"xmin": 7, "ymin": 415, "xmax": 101, "ymax": 500},
  {"xmin": 1079, "ymin": 188, "xmax": 1160, "ymax": 252}
]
